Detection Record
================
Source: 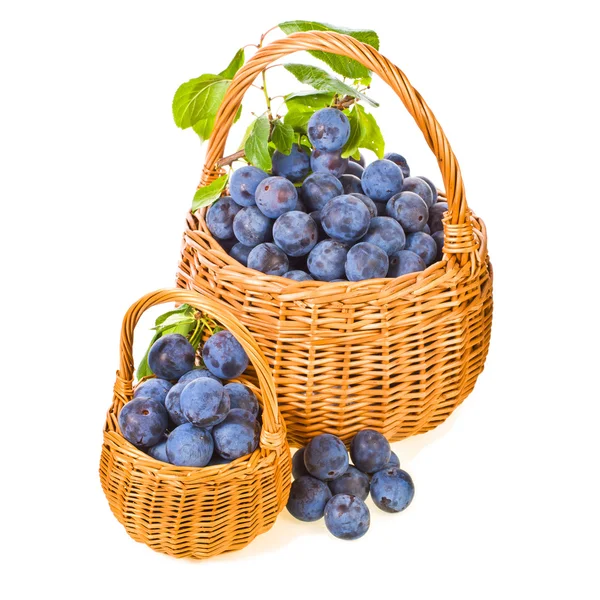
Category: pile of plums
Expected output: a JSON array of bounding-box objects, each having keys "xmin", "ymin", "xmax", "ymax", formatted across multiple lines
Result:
[
  {"xmin": 287, "ymin": 430, "xmax": 415, "ymax": 540},
  {"xmin": 118, "ymin": 330, "xmax": 262, "ymax": 467},
  {"xmin": 206, "ymin": 107, "xmax": 448, "ymax": 282}
]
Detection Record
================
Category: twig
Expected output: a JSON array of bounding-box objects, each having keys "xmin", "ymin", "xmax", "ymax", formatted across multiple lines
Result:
[{"xmin": 217, "ymin": 150, "xmax": 246, "ymax": 168}]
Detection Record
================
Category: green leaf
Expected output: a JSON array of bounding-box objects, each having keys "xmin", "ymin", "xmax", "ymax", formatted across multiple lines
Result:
[
  {"xmin": 360, "ymin": 106, "xmax": 385, "ymax": 158},
  {"xmin": 341, "ymin": 105, "xmax": 367, "ymax": 159},
  {"xmin": 192, "ymin": 174, "xmax": 229, "ymax": 211},
  {"xmin": 136, "ymin": 330, "xmax": 161, "ymax": 380},
  {"xmin": 284, "ymin": 108, "xmax": 312, "ymax": 134},
  {"xmin": 279, "ymin": 21, "xmax": 379, "ymax": 80},
  {"xmin": 154, "ymin": 305, "xmax": 192, "ymax": 327},
  {"xmin": 173, "ymin": 49, "xmax": 244, "ymax": 142},
  {"xmin": 284, "ymin": 91, "xmax": 335, "ymax": 110},
  {"xmin": 284, "ymin": 64, "xmax": 378, "ymax": 107},
  {"xmin": 244, "ymin": 115, "xmax": 272, "ymax": 171},
  {"xmin": 271, "ymin": 120, "xmax": 294, "ymax": 154},
  {"xmin": 218, "ymin": 48, "xmax": 245, "ymax": 79}
]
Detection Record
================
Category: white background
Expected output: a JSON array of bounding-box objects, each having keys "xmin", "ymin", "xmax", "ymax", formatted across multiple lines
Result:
[{"xmin": 2, "ymin": 1, "xmax": 599, "ymax": 598}]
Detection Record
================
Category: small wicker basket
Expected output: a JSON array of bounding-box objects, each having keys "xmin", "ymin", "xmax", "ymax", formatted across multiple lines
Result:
[
  {"xmin": 99, "ymin": 289, "xmax": 291, "ymax": 559},
  {"xmin": 177, "ymin": 30, "xmax": 493, "ymax": 446}
]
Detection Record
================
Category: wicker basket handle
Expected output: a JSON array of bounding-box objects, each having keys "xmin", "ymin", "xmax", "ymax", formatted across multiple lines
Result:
[
  {"xmin": 114, "ymin": 289, "xmax": 284, "ymax": 452},
  {"xmin": 201, "ymin": 30, "xmax": 471, "ymax": 232}
]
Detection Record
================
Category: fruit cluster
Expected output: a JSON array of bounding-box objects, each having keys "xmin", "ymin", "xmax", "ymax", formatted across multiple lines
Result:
[
  {"xmin": 118, "ymin": 330, "xmax": 262, "ymax": 467},
  {"xmin": 206, "ymin": 107, "xmax": 447, "ymax": 282},
  {"xmin": 287, "ymin": 430, "xmax": 415, "ymax": 540}
]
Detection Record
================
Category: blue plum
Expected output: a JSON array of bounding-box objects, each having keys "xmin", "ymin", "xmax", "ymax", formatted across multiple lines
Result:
[
  {"xmin": 307, "ymin": 108, "xmax": 350, "ymax": 152},
  {"xmin": 180, "ymin": 377, "xmax": 230, "ymax": 427},
  {"xmin": 292, "ymin": 447, "xmax": 309, "ymax": 479},
  {"xmin": 328, "ymin": 465, "xmax": 370, "ymax": 501},
  {"xmin": 229, "ymin": 242, "xmax": 253, "ymax": 266},
  {"xmin": 387, "ymin": 250, "xmax": 426, "ymax": 277},
  {"xmin": 324, "ymin": 494, "xmax": 370, "ymax": 540},
  {"xmin": 206, "ymin": 196, "xmax": 241, "ymax": 240},
  {"xmin": 350, "ymin": 429, "xmax": 391, "ymax": 474},
  {"xmin": 202, "ymin": 330, "xmax": 249, "ymax": 379},
  {"xmin": 345, "ymin": 161, "xmax": 364, "ymax": 178},
  {"xmin": 147, "ymin": 439, "xmax": 169, "ymax": 463},
  {"xmin": 432, "ymin": 230, "xmax": 445, "ymax": 262},
  {"xmin": 381, "ymin": 450, "xmax": 400, "ymax": 470},
  {"xmin": 405, "ymin": 231, "xmax": 438, "ymax": 266},
  {"xmin": 361, "ymin": 159, "xmax": 404, "ymax": 201},
  {"xmin": 301, "ymin": 173, "xmax": 343, "ymax": 212},
  {"xmin": 423, "ymin": 224, "xmax": 431, "ymax": 234},
  {"xmin": 345, "ymin": 242, "xmax": 389, "ymax": 282},
  {"xmin": 118, "ymin": 397, "xmax": 169, "ymax": 448},
  {"xmin": 273, "ymin": 211, "xmax": 318, "ymax": 257},
  {"xmin": 165, "ymin": 382, "xmax": 190, "ymax": 427},
  {"xmin": 255, "ymin": 176, "xmax": 298, "ymax": 218},
  {"xmin": 233, "ymin": 206, "xmax": 272, "ymax": 247},
  {"xmin": 247, "ymin": 242, "xmax": 289, "ymax": 276},
  {"xmin": 224, "ymin": 382, "xmax": 259, "ymax": 418},
  {"xmin": 133, "ymin": 378, "xmax": 172, "ymax": 405},
  {"xmin": 148, "ymin": 333, "xmax": 195, "ymax": 380},
  {"xmin": 304, "ymin": 433, "xmax": 349, "ymax": 481},
  {"xmin": 384, "ymin": 152, "xmax": 410, "ymax": 178},
  {"xmin": 286, "ymin": 475, "xmax": 332, "ymax": 521},
  {"xmin": 310, "ymin": 149, "xmax": 348, "ymax": 178},
  {"xmin": 402, "ymin": 176, "xmax": 434, "ymax": 208},
  {"xmin": 166, "ymin": 423, "xmax": 214, "ymax": 467},
  {"xmin": 386, "ymin": 191, "xmax": 429, "ymax": 233},
  {"xmin": 212, "ymin": 408, "xmax": 260, "ymax": 460},
  {"xmin": 370, "ymin": 467, "xmax": 415, "ymax": 513},
  {"xmin": 307, "ymin": 240, "xmax": 349, "ymax": 281},
  {"xmin": 350, "ymin": 193, "xmax": 377, "ymax": 218},
  {"xmin": 417, "ymin": 175, "xmax": 438, "ymax": 204},
  {"xmin": 272, "ymin": 143, "xmax": 311, "ymax": 182},
  {"xmin": 229, "ymin": 166, "xmax": 268, "ymax": 207},
  {"xmin": 321, "ymin": 195, "xmax": 370, "ymax": 243},
  {"xmin": 294, "ymin": 197, "xmax": 307, "ymax": 212},
  {"xmin": 179, "ymin": 368, "xmax": 221, "ymax": 384},
  {"xmin": 340, "ymin": 174, "xmax": 363, "ymax": 195},
  {"xmin": 284, "ymin": 270, "xmax": 314, "ymax": 281},
  {"xmin": 428, "ymin": 201, "xmax": 448, "ymax": 233},
  {"xmin": 360, "ymin": 216, "xmax": 406, "ymax": 256}
]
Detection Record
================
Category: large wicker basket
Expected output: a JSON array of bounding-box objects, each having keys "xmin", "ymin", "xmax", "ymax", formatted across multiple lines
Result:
[
  {"xmin": 99, "ymin": 289, "xmax": 291, "ymax": 559},
  {"xmin": 177, "ymin": 31, "xmax": 493, "ymax": 447}
]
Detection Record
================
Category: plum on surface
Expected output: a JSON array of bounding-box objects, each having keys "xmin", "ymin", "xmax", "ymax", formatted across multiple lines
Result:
[
  {"xmin": 304, "ymin": 433, "xmax": 349, "ymax": 481},
  {"xmin": 286, "ymin": 475, "xmax": 332, "ymax": 521},
  {"xmin": 350, "ymin": 429, "xmax": 391, "ymax": 474},
  {"xmin": 328, "ymin": 465, "xmax": 370, "ymax": 501},
  {"xmin": 324, "ymin": 494, "xmax": 370, "ymax": 540},
  {"xmin": 370, "ymin": 467, "xmax": 415, "ymax": 513}
]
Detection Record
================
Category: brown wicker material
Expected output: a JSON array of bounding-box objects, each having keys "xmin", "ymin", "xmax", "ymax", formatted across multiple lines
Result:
[
  {"xmin": 177, "ymin": 31, "xmax": 493, "ymax": 446},
  {"xmin": 99, "ymin": 289, "xmax": 291, "ymax": 559}
]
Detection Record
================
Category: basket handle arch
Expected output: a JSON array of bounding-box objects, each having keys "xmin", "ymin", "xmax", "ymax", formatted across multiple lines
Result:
[
  {"xmin": 200, "ymin": 30, "xmax": 474, "ymax": 255},
  {"xmin": 113, "ymin": 289, "xmax": 285, "ymax": 452}
]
